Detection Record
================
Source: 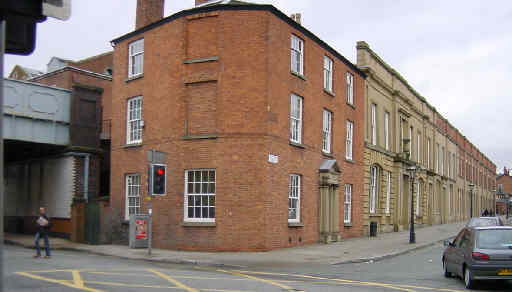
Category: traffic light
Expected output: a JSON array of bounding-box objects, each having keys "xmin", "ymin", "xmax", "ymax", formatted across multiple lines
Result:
[{"xmin": 151, "ymin": 164, "xmax": 166, "ymax": 195}]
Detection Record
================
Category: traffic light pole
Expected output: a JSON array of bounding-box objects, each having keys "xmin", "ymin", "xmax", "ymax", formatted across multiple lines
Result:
[{"xmin": 148, "ymin": 198, "xmax": 152, "ymax": 256}]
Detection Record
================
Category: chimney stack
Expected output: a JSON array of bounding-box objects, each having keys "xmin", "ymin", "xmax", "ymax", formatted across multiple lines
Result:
[
  {"xmin": 136, "ymin": 0, "xmax": 165, "ymax": 30},
  {"xmin": 195, "ymin": 0, "xmax": 211, "ymax": 6},
  {"xmin": 290, "ymin": 13, "xmax": 302, "ymax": 25}
]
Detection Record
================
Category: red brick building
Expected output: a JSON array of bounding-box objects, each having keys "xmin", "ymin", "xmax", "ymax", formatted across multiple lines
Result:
[
  {"xmin": 496, "ymin": 168, "xmax": 512, "ymax": 215},
  {"xmin": 110, "ymin": 0, "xmax": 366, "ymax": 251},
  {"xmin": 6, "ymin": 52, "xmax": 113, "ymax": 243}
]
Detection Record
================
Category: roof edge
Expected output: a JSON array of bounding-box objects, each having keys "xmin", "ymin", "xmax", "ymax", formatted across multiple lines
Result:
[{"xmin": 111, "ymin": 4, "xmax": 365, "ymax": 78}]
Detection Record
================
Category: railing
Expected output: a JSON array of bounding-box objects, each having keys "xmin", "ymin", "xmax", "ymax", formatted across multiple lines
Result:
[{"xmin": 100, "ymin": 119, "xmax": 111, "ymax": 140}]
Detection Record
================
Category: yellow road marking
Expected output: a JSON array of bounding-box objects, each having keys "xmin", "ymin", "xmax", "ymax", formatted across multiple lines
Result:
[
  {"xmin": 217, "ymin": 269, "xmax": 305, "ymax": 292},
  {"xmin": 233, "ymin": 270, "xmax": 419, "ymax": 292},
  {"xmin": 148, "ymin": 268, "xmax": 200, "ymax": 292},
  {"xmin": 72, "ymin": 270, "xmax": 85, "ymax": 288},
  {"xmin": 201, "ymin": 289, "xmax": 257, "ymax": 292},
  {"xmin": 15, "ymin": 272, "xmax": 105, "ymax": 292},
  {"xmin": 84, "ymin": 280, "xmax": 181, "ymax": 289}
]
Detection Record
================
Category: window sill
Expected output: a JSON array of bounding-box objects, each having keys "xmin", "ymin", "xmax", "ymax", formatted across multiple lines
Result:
[
  {"xmin": 123, "ymin": 143, "xmax": 143, "ymax": 149},
  {"xmin": 182, "ymin": 222, "xmax": 216, "ymax": 227},
  {"xmin": 290, "ymin": 71, "xmax": 307, "ymax": 81},
  {"xmin": 347, "ymin": 102, "xmax": 356, "ymax": 109},
  {"xmin": 323, "ymin": 89, "xmax": 335, "ymax": 97},
  {"xmin": 345, "ymin": 158, "xmax": 355, "ymax": 164},
  {"xmin": 369, "ymin": 213, "xmax": 382, "ymax": 217},
  {"xmin": 344, "ymin": 223, "xmax": 352, "ymax": 227},
  {"xmin": 290, "ymin": 141, "xmax": 306, "ymax": 149},
  {"xmin": 288, "ymin": 222, "xmax": 304, "ymax": 227},
  {"xmin": 184, "ymin": 56, "xmax": 219, "ymax": 64},
  {"xmin": 322, "ymin": 152, "xmax": 335, "ymax": 159},
  {"xmin": 125, "ymin": 74, "xmax": 144, "ymax": 83},
  {"xmin": 182, "ymin": 134, "xmax": 218, "ymax": 140}
]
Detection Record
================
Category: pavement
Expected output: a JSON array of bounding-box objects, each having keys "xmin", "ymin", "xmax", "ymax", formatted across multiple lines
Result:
[{"xmin": 5, "ymin": 219, "xmax": 484, "ymax": 269}]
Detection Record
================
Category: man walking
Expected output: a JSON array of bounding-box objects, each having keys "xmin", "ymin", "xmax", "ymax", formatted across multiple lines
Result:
[{"xmin": 34, "ymin": 207, "xmax": 51, "ymax": 258}]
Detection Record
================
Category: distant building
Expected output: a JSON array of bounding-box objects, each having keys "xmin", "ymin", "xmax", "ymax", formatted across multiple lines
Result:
[
  {"xmin": 496, "ymin": 168, "xmax": 512, "ymax": 215},
  {"xmin": 8, "ymin": 65, "xmax": 44, "ymax": 81}
]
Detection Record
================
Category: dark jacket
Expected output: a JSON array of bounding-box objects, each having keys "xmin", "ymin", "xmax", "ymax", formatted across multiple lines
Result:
[{"xmin": 36, "ymin": 215, "xmax": 51, "ymax": 234}]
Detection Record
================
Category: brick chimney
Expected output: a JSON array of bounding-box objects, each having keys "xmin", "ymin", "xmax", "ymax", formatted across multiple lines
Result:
[
  {"xmin": 136, "ymin": 0, "xmax": 165, "ymax": 30},
  {"xmin": 195, "ymin": 0, "xmax": 211, "ymax": 6}
]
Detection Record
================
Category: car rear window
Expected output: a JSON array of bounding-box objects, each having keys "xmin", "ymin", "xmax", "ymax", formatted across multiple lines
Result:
[
  {"xmin": 468, "ymin": 218, "xmax": 498, "ymax": 227},
  {"xmin": 477, "ymin": 230, "xmax": 512, "ymax": 250}
]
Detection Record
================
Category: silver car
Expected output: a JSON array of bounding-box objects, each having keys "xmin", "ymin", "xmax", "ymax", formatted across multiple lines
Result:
[{"xmin": 442, "ymin": 226, "xmax": 512, "ymax": 289}]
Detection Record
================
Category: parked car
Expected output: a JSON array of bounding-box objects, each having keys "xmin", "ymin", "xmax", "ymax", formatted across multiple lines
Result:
[
  {"xmin": 466, "ymin": 217, "xmax": 504, "ymax": 227},
  {"xmin": 442, "ymin": 226, "xmax": 512, "ymax": 289}
]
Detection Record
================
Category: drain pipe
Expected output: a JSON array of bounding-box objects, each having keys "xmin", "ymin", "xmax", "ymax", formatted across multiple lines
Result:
[{"xmin": 83, "ymin": 154, "xmax": 90, "ymax": 202}]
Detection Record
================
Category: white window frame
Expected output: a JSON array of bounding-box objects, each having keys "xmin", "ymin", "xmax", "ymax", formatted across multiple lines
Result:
[
  {"xmin": 125, "ymin": 174, "xmax": 141, "ymax": 221},
  {"xmin": 346, "ymin": 72, "xmax": 354, "ymax": 105},
  {"xmin": 447, "ymin": 151, "xmax": 451, "ymax": 178},
  {"xmin": 288, "ymin": 174, "xmax": 301, "ymax": 223},
  {"xmin": 409, "ymin": 126, "xmax": 414, "ymax": 160},
  {"xmin": 442, "ymin": 147, "xmax": 445, "ymax": 176},
  {"xmin": 346, "ymin": 120, "xmax": 354, "ymax": 160},
  {"xmin": 184, "ymin": 169, "xmax": 216, "ymax": 223},
  {"xmin": 370, "ymin": 165, "xmax": 379, "ymax": 214},
  {"xmin": 417, "ymin": 133, "xmax": 421, "ymax": 163},
  {"xmin": 291, "ymin": 35, "xmax": 304, "ymax": 75},
  {"xmin": 416, "ymin": 180, "xmax": 422, "ymax": 216},
  {"xmin": 126, "ymin": 96, "xmax": 143, "ymax": 144},
  {"xmin": 344, "ymin": 184, "xmax": 352, "ymax": 223},
  {"xmin": 385, "ymin": 171, "xmax": 391, "ymax": 214},
  {"xmin": 427, "ymin": 138, "xmax": 431, "ymax": 169},
  {"xmin": 322, "ymin": 110, "xmax": 332, "ymax": 153},
  {"xmin": 128, "ymin": 39, "xmax": 144, "ymax": 78},
  {"xmin": 290, "ymin": 94, "xmax": 303, "ymax": 144},
  {"xmin": 370, "ymin": 104, "xmax": 377, "ymax": 145},
  {"xmin": 436, "ymin": 143, "xmax": 440, "ymax": 173},
  {"xmin": 384, "ymin": 112, "xmax": 390, "ymax": 151},
  {"xmin": 323, "ymin": 56, "xmax": 333, "ymax": 92}
]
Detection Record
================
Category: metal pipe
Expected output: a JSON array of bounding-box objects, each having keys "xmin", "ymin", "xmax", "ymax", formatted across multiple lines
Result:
[
  {"xmin": 409, "ymin": 172, "xmax": 416, "ymax": 244},
  {"xmin": 0, "ymin": 19, "xmax": 5, "ymax": 292},
  {"xmin": 83, "ymin": 154, "xmax": 89, "ymax": 202}
]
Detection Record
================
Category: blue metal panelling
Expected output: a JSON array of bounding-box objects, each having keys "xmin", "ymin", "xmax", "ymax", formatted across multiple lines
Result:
[{"xmin": 3, "ymin": 78, "xmax": 71, "ymax": 145}]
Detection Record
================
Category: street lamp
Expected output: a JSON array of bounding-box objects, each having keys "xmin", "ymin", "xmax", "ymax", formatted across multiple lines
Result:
[
  {"xmin": 407, "ymin": 165, "xmax": 416, "ymax": 244},
  {"xmin": 469, "ymin": 183, "xmax": 475, "ymax": 218}
]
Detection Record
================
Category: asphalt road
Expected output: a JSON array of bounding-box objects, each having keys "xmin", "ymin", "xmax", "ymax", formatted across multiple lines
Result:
[{"xmin": 4, "ymin": 243, "xmax": 512, "ymax": 291}]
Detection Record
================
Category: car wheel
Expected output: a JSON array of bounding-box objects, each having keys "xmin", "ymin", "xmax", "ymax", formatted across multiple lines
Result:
[
  {"xmin": 443, "ymin": 259, "xmax": 452, "ymax": 278},
  {"xmin": 464, "ymin": 267, "xmax": 475, "ymax": 289}
]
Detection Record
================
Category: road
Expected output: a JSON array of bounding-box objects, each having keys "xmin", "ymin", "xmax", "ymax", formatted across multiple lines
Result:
[{"xmin": 5, "ymin": 243, "xmax": 511, "ymax": 291}]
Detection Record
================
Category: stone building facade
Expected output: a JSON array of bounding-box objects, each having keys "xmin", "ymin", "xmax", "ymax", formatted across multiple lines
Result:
[
  {"xmin": 356, "ymin": 41, "xmax": 496, "ymax": 235},
  {"xmin": 109, "ymin": 0, "xmax": 366, "ymax": 251}
]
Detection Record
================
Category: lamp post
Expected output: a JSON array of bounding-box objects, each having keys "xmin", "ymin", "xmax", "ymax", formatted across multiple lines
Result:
[
  {"xmin": 469, "ymin": 183, "xmax": 475, "ymax": 218},
  {"xmin": 407, "ymin": 165, "xmax": 416, "ymax": 244}
]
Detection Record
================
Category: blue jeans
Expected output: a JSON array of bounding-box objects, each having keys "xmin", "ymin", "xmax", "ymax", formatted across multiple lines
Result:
[{"xmin": 35, "ymin": 232, "xmax": 51, "ymax": 256}]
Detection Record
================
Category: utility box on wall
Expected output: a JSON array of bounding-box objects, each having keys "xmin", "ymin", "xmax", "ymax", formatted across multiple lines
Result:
[{"xmin": 129, "ymin": 214, "xmax": 149, "ymax": 248}]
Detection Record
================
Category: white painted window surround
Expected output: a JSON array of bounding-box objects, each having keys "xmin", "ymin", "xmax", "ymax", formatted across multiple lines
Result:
[{"xmin": 128, "ymin": 39, "xmax": 144, "ymax": 78}]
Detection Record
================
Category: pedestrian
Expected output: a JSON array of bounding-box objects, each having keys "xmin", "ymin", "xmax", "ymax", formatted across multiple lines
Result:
[
  {"xmin": 483, "ymin": 209, "xmax": 489, "ymax": 216},
  {"xmin": 490, "ymin": 209, "xmax": 495, "ymax": 216},
  {"xmin": 34, "ymin": 207, "xmax": 51, "ymax": 258}
]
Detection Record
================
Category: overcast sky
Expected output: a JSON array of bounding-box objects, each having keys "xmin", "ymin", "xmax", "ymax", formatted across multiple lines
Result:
[{"xmin": 5, "ymin": 0, "xmax": 511, "ymax": 174}]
